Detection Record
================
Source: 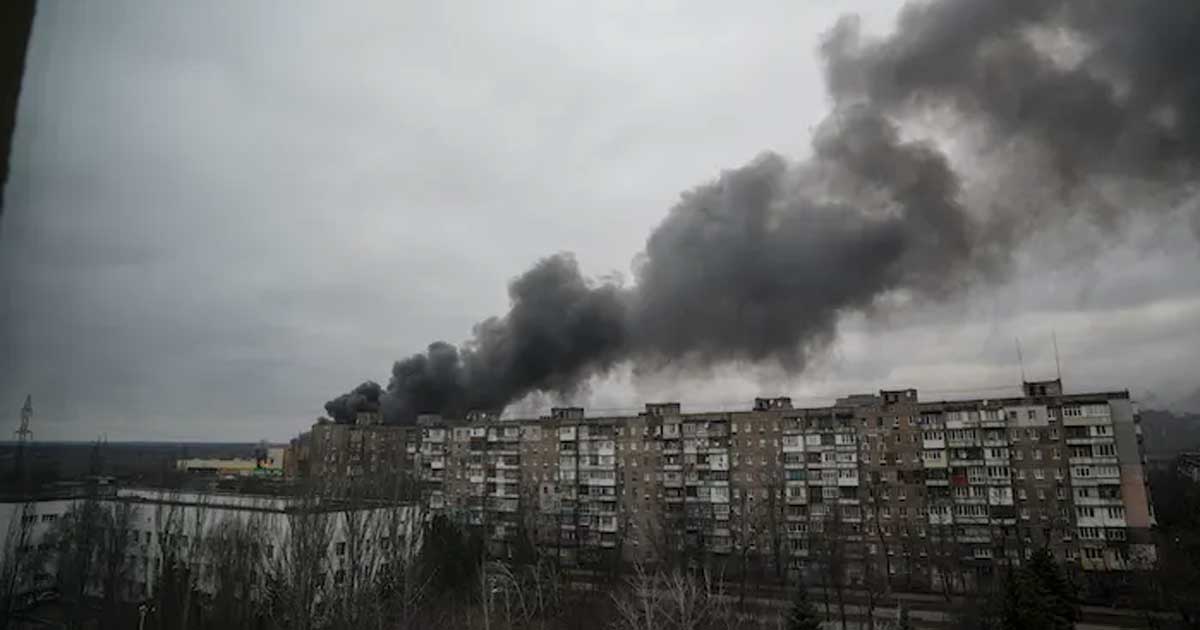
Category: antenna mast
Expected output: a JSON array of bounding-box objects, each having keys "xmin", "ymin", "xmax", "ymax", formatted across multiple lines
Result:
[
  {"xmin": 1052, "ymin": 331, "xmax": 1063, "ymax": 382},
  {"xmin": 1015, "ymin": 338, "xmax": 1027, "ymax": 383}
]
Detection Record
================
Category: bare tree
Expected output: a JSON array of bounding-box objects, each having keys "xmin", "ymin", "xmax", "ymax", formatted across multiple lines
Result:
[
  {"xmin": 611, "ymin": 563, "xmax": 738, "ymax": 630},
  {"xmin": 52, "ymin": 494, "xmax": 105, "ymax": 629},
  {"xmin": 374, "ymin": 476, "xmax": 427, "ymax": 630},
  {"xmin": 478, "ymin": 558, "xmax": 564, "ymax": 630},
  {"xmin": 178, "ymin": 494, "xmax": 210, "ymax": 630},
  {"xmin": 0, "ymin": 502, "xmax": 38, "ymax": 629},
  {"xmin": 806, "ymin": 506, "xmax": 849, "ymax": 630},
  {"xmin": 149, "ymin": 493, "xmax": 191, "ymax": 630},
  {"xmin": 927, "ymin": 522, "xmax": 964, "ymax": 602},
  {"xmin": 267, "ymin": 493, "xmax": 334, "ymax": 630},
  {"xmin": 98, "ymin": 500, "xmax": 136, "ymax": 627},
  {"xmin": 342, "ymin": 495, "xmax": 377, "ymax": 627},
  {"xmin": 731, "ymin": 488, "xmax": 763, "ymax": 609},
  {"xmin": 203, "ymin": 511, "xmax": 269, "ymax": 630}
]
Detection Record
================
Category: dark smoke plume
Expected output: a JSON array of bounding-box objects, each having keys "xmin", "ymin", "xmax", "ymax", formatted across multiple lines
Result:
[
  {"xmin": 328, "ymin": 0, "xmax": 1200, "ymax": 424},
  {"xmin": 323, "ymin": 380, "xmax": 382, "ymax": 423}
]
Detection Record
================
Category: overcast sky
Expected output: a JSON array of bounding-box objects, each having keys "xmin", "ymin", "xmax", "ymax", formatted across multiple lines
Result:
[{"xmin": 2, "ymin": 1, "xmax": 1198, "ymax": 442}]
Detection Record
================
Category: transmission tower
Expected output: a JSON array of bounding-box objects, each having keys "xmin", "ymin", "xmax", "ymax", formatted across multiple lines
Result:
[{"xmin": 13, "ymin": 395, "xmax": 32, "ymax": 482}]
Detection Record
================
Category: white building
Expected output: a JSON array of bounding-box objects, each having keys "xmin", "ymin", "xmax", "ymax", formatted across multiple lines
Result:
[{"xmin": 1, "ymin": 485, "xmax": 421, "ymax": 604}]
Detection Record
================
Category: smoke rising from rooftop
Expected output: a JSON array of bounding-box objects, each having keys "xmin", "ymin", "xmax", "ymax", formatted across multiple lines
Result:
[{"xmin": 325, "ymin": 0, "xmax": 1200, "ymax": 424}]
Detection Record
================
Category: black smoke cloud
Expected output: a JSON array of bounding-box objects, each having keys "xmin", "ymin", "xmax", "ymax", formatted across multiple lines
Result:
[
  {"xmin": 327, "ymin": 0, "xmax": 1200, "ymax": 424},
  {"xmin": 323, "ymin": 380, "xmax": 382, "ymax": 423},
  {"xmin": 823, "ymin": 0, "xmax": 1200, "ymax": 230}
]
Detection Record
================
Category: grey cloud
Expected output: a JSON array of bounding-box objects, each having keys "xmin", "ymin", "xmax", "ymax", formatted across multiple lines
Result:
[
  {"xmin": 332, "ymin": 0, "xmax": 1200, "ymax": 423},
  {"xmin": 4, "ymin": 1, "xmax": 1198, "ymax": 440}
]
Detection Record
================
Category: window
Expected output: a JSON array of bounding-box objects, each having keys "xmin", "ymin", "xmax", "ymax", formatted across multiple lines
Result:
[{"xmin": 1027, "ymin": 410, "xmax": 1036, "ymax": 419}]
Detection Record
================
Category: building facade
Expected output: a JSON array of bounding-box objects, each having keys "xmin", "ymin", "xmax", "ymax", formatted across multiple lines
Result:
[
  {"xmin": 0, "ymin": 485, "xmax": 421, "ymax": 604},
  {"xmin": 288, "ymin": 410, "xmax": 418, "ymax": 483},
  {"xmin": 295, "ymin": 380, "xmax": 1157, "ymax": 587}
]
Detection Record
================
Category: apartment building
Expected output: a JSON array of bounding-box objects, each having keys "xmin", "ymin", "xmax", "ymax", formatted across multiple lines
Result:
[
  {"xmin": 397, "ymin": 380, "xmax": 1155, "ymax": 588},
  {"xmin": 289, "ymin": 410, "xmax": 417, "ymax": 482}
]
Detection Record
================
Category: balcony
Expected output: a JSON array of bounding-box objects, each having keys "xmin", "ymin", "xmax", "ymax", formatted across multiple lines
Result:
[
  {"xmin": 1063, "ymin": 414, "xmax": 1111, "ymax": 428},
  {"xmin": 1068, "ymin": 456, "xmax": 1119, "ymax": 467},
  {"xmin": 1066, "ymin": 436, "xmax": 1112, "ymax": 446},
  {"xmin": 1074, "ymin": 496, "xmax": 1124, "ymax": 507}
]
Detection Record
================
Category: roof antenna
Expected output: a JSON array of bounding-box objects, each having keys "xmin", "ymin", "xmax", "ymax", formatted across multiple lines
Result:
[
  {"xmin": 1015, "ymin": 337, "xmax": 1027, "ymax": 383},
  {"xmin": 1052, "ymin": 330, "xmax": 1063, "ymax": 383}
]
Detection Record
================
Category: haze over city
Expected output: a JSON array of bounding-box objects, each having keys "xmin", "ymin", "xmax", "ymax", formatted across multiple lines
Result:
[{"xmin": 3, "ymin": 1, "xmax": 1199, "ymax": 442}]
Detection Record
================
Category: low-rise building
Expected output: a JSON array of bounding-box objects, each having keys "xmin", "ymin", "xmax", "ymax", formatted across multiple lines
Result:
[
  {"xmin": 0, "ymin": 485, "xmax": 420, "ymax": 605},
  {"xmin": 175, "ymin": 445, "xmax": 286, "ymax": 477}
]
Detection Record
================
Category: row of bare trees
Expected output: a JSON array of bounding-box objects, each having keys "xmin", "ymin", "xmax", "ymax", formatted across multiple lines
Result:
[{"xmin": 0, "ymin": 473, "xmax": 442, "ymax": 630}]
